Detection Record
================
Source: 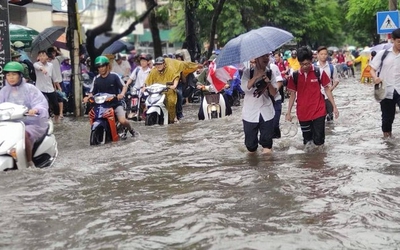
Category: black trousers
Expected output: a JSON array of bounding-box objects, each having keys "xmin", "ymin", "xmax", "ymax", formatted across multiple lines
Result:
[
  {"xmin": 299, "ymin": 115, "xmax": 326, "ymax": 145},
  {"xmin": 242, "ymin": 115, "xmax": 274, "ymax": 152},
  {"xmin": 380, "ymin": 90, "xmax": 400, "ymax": 132},
  {"xmin": 42, "ymin": 91, "xmax": 60, "ymax": 116}
]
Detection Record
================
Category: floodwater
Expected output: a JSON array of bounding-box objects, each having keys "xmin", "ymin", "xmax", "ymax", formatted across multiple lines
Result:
[{"xmin": 1, "ymin": 77, "xmax": 400, "ymax": 250}]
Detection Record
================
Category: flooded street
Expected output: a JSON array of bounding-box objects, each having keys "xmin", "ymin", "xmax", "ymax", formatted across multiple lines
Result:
[{"xmin": 1, "ymin": 77, "xmax": 400, "ymax": 249}]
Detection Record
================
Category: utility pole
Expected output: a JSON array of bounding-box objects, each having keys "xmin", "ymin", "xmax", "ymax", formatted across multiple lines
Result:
[
  {"xmin": 0, "ymin": 0, "xmax": 11, "ymax": 90},
  {"xmin": 67, "ymin": 0, "xmax": 82, "ymax": 116}
]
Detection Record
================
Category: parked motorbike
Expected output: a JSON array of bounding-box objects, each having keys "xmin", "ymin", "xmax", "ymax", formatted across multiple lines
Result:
[
  {"xmin": 88, "ymin": 93, "xmax": 127, "ymax": 145},
  {"xmin": 144, "ymin": 83, "xmax": 169, "ymax": 126},
  {"xmin": 0, "ymin": 102, "xmax": 58, "ymax": 171}
]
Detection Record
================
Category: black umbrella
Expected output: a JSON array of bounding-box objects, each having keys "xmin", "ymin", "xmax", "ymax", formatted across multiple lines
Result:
[
  {"xmin": 31, "ymin": 26, "xmax": 66, "ymax": 56},
  {"xmin": 95, "ymin": 35, "xmax": 135, "ymax": 54}
]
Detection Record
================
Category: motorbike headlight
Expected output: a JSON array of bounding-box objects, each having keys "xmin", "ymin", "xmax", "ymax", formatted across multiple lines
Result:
[
  {"xmin": 94, "ymin": 95, "xmax": 107, "ymax": 104},
  {"xmin": 7, "ymin": 148, "xmax": 17, "ymax": 161},
  {"xmin": 0, "ymin": 108, "xmax": 13, "ymax": 120}
]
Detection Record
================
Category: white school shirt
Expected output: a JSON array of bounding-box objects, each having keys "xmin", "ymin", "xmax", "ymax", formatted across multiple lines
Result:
[
  {"xmin": 370, "ymin": 47, "xmax": 400, "ymax": 99},
  {"xmin": 270, "ymin": 63, "xmax": 283, "ymax": 101},
  {"xmin": 240, "ymin": 66, "xmax": 277, "ymax": 123},
  {"xmin": 315, "ymin": 61, "xmax": 337, "ymax": 99},
  {"xmin": 33, "ymin": 61, "xmax": 56, "ymax": 93},
  {"xmin": 129, "ymin": 66, "xmax": 151, "ymax": 89}
]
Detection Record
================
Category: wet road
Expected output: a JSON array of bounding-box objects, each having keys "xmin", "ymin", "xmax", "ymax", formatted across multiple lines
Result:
[{"xmin": 1, "ymin": 77, "xmax": 400, "ymax": 249}]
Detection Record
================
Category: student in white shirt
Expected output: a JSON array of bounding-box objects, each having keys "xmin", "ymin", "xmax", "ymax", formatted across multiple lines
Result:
[{"xmin": 241, "ymin": 54, "xmax": 278, "ymax": 154}]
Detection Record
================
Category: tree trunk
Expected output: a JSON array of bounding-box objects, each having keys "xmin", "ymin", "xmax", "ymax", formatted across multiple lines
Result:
[
  {"xmin": 86, "ymin": 0, "xmax": 157, "ymax": 71},
  {"xmin": 184, "ymin": 0, "xmax": 199, "ymax": 62},
  {"xmin": 145, "ymin": 0, "xmax": 162, "ymax": 58},
  {"xmin": 207, "ymin": 0, "xmax": 226, "ymax": 59}
]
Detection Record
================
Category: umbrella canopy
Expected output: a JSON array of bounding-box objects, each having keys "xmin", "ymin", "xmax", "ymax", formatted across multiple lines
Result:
[
  {"xmin": 207, "ymin": 61, "xmax": 237, "ymax": 92},
  {"xmin": 9, "ymin": 24, "xmax": 39, "ymax": 48},
  {"xmin": 215, "ymin": 26, "xmax": 293, "ymax": 68},
  {"xmin": 371, "ymin": 43, "xmax": 393, "ymax": 52},
  {"xmin": 359, "ymin": 47, "xmax": 371, "ymax": 56},
  {"xmin": 31, "ymin": 26, "xmax": 66, "ymax": 56},
  {"xmin": 327, "ymin": 46, "xmax": 339, "ymax": 51},
  {"xmin": 347, "ymin": 45, "xmax": 356, "ymax": 51},
  {"xmin": 95, "ymin": 35, "xmax": 135, "ymax": 55}
]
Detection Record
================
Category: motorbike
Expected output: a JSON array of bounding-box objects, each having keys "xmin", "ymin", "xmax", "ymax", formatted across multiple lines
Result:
[
  {"xmin": 200, "ymin": 92, "xmax": 227, "ymax": 120},
  {"xmin": 0, "ymin": 102, "xmax": 58, "ymax": 171},
  {"xmin": 125, "ymin": 86, "xmax": 143, "ymax": 121},
  {"xmin": 144, "ymin": 83, "xmax": 169, "ymax": 126},
  {"xmin": 88, "ymin": 93, "xmax": 127, "ymax": 145}
]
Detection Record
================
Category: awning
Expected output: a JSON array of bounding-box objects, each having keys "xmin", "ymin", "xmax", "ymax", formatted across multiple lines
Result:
[{"xmin": 129, "ymin": 29, "xmax": 171, "ymax": 43}]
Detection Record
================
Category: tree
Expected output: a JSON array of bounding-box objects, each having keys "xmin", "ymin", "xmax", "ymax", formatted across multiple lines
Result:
[
  {"xmin": 346, "ymin": 0, "xmax": 390, "ymax": 45},
  {"xmin": 85, "ymin": 0, "xmax": 158, "ymax": 71}
]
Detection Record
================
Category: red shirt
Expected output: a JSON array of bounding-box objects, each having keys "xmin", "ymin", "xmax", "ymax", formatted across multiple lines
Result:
[
  {"xmin": 287, "ymin": 66, "xmax": 330, "ymax": 121},
  {"xmin": 337, "ymin": 54, "xmax": 345, "ymax": 63},
  {"xmin": 275, "ymin": 60, "xmax": 288, "ymax": 78}
]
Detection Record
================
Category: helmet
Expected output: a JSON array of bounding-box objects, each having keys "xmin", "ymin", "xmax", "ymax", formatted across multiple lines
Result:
[
  {"xmin": 139, "ymin": 53, "xmax": 150, "ymax": 61},
  {"xmin": 154, "ymin": 56, "xmax": 165, "ymax": 65},
  {"xmin": 94, "ymin": 56, "xmax": 109, "ymax": 67},
  {"xmin": 13, "ymin": 41, "xmax": 25, "ymax": 49},
  {"xmin": 3, "ymin": 61, "xmax": 24, "ymax": 73},
  {"xmin": 11, "ymin": 51, "xmax": 21, "ymax": 58},
  {"xmin": 175, "ymin": 52, "xmax": 184, "ymax": 60}
]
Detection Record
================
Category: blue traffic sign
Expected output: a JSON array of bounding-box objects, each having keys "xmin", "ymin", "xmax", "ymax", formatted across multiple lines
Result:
[{"xmin": 377, "ymin": 11, "xmax": 400, "ymax": 34}]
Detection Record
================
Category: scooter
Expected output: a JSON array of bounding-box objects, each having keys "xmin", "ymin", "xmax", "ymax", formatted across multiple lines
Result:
[
  {"xmin": 144, "ymin": 83, "xmax": 169, "ymax": 126},
  {"xmin": 201, "ymin": 93, "xmax": 227, "ymax": 119},
  {"xmin": 88, "ymin": 93, "xmax": 127, "ymax": 145},
  {"xmin": 125, "ymin": 86, "xmax": 143, "ymax": 121},
  {"xmin": 0, "ymin": 102, "xmax": 58, "ymax": 171}
]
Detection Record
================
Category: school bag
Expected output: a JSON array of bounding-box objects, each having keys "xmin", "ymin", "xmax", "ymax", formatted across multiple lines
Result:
[{"xmin": 21, "ymin": 59, "xmax": 36, "ymax": 82}]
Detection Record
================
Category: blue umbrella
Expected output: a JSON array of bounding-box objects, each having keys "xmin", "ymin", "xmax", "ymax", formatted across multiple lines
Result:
[
  {"xmin": 371, "ymin": 43, "xmax": 393, "ymax": 52},
  {"xmin": 95, "ymin": 35, "xmax": 135, "ymax": 54},
  {"xmin": 215, "ymin": 26, "xmax": 293, "ymax": 68}
]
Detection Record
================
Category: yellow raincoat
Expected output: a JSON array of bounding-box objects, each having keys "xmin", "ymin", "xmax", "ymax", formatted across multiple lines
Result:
[
  {"xmin": 145, "ymin": 58, "xmax": 198, "ymax": 123},
  {"xmin": 354, "ymin": 55, "xmax": 370, "ymax": 83}
]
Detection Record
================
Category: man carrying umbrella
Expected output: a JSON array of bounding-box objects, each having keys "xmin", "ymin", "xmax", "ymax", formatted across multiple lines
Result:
[{"xmin": 241, "ymin": 54, "xmax": 278, "ymax": 154}]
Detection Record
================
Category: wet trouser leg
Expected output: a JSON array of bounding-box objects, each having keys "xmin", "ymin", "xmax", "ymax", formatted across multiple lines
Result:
[
  {"xmin": 273, "ymin": 100, "xmax": 282, "ymax": 138},
  {"xmin": 325, "ymin": 99, "xmax": 333, "ymax": 121},
  {"xmin": 243, "ymin": 115, "xmax": 274, "ymax": 152},
  {"xmin": 380, "ymin": 91, "xmax": 400, "ymax": 132},
  {"xmin": 176, "ymin": 85, "xmax": 183, "ymax": 119},
  {"xmin": 42, "ymin": 91, "xmax": 60, "ymax": 116},
  {"xmin": 222, "ymin": 93, "xmax": 232, "ymax": 116},
  {"xmin": 165, "ymin": 89, "xmax": 177, "ymax": 123},
  {"xmin": 299, "ymin": 115, "xmax": 326, "ymax": 145}
]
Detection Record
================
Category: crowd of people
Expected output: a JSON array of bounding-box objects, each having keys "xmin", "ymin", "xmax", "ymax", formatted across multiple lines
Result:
[{"xmin": 1, "ymin": 28, "xmax": 400, "ymax": 163}]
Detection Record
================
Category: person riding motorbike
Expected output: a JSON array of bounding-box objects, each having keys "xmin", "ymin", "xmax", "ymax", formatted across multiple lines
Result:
[
  {"xmin": 144, "ymin": 57, "xmax": 199, "ymax": 124},
  {"xmin": 83, "ymin": 56, "xmax": 135, "ymax": 138},
  {"xmin": 0, "ymin": 62, "xmax": 49, "ymax": 168},
  {"xmin": 196, "ymin": 55, "xmax": 232, "ymax": 120}
]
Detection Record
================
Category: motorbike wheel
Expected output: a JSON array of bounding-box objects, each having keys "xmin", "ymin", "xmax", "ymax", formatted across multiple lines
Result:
[
  {"xmin": 211, "ymin": 110, "xmax": 218, "ymax": 119},
  {"xmin": 90, "ymin": 126, "xmax": 104, "ymax": 145},
  {"xmin": 145, "ymin": 113, "xmax": 158, "ymax": 126}
]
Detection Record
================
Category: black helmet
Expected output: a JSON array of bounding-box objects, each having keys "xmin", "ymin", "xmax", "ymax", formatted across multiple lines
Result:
[{"xmin": 154, "ymin": 57, "xmax": 165, "ymax": 65}]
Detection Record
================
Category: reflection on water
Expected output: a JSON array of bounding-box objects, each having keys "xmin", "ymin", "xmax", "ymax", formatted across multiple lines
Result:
[{"xmin": 1, "ymin": 78, "xmax": 400, "ymax": 249}]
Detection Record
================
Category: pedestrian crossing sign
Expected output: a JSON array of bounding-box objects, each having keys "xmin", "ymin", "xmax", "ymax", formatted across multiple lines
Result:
[{"xmin": 377, "ymin": 11, "xmax": 400, "ymax": 34}]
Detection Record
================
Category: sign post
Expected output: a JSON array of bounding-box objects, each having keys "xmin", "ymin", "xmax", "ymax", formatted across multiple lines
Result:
[
  {"xmin": 0, "ymin": 0, "xmax": 11, "ymax": 89},
  {"xmin": 377, "ymin": 10, "xmax": 400, "ymax": 34}
]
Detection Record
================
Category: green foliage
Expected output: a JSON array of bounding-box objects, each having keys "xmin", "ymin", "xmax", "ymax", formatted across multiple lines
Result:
[
  {"xmin": 117, "ymin": 10, "xmax": 138, "ymax": 25},
  {"xmin": 164, "ymin": 0, "xmax": 395, "ymax": 51}
]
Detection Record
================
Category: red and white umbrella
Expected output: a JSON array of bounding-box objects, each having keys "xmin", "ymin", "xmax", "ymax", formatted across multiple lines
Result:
[{"xmin": 207, "ymin": 61, "xmax": 237, "ymax": 93}]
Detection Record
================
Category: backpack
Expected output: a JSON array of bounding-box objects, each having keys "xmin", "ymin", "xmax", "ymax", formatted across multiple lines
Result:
[
  {"xmin": 21, "ymin": 59, "xmax": 36, "ymax": 82},
  {"xmin": 313, "ymin": 63, "xmax": 334, "ymax": 80},
  {"xmin": 292, "ymin": 66, "xmax": 322, "ymax": 86}
]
